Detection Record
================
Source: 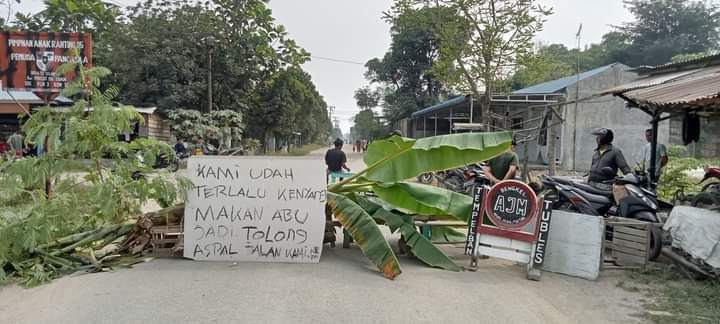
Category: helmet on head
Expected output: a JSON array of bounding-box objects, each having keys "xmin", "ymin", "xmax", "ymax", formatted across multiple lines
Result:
[
  {"xmin": 590, "ymin": 128, "xmax": 614, "ymax": 145},
  {"xmin": 333, "ymin": 138, "xmax": 344, "ymax": 146}
]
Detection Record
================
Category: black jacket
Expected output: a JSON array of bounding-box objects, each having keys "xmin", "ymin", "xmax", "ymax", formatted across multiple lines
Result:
[{"xmin": 588, "ymin": 145, "xmax": 631, "ymax": 183}]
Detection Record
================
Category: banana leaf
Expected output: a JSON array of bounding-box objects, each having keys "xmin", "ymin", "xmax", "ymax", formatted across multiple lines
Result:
[
  {"xmin": 373, "ymin": 182, "xmax": 473, "ymax": 222},
  {"xmin": 361, "ymin": 132, "xmax": 512, "ymax": 183},
  {"xmin": 370, "ymin": 206, "xmax": 462, "ymax": 272},
  {"xmin": 429, "ymin": 226, "xmax": 467, "ymax": 244},
  {"xmin": 327, "ymin": 193, "xmax": 401, "ymax": 279},
  {"xmin": 357, "ymin": 196, "xmax": 462, "ymax": 272}
]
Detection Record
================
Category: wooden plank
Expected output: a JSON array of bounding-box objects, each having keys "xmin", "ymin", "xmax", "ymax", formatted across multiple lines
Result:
[
  {"xmin": 610, "ymin": 244, "xmax": 647, "ymax": 257},
  {"xmin": 476, "ymin": 246, "xmax": 530, "ymax": 264},
  {"xmin": 613, "ymin": 231, "xmax": 647, "ymax": 244},
  {"xmin": 613, "ymin": 250, "xmax": 647, "ymax": 266},
  {"xmin": 614, "ymin": 226, "xmax": 647, "ymax": 237},
  {"xmin": 479, "ymin": 234, "xmax": 533, "ymax": 252},
  {"xmin": 612, "ymin": 238, "xmax": 648, "ymax": 251}
]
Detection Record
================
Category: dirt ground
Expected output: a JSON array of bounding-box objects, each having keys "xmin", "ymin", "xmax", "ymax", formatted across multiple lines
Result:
[{"xmin": 0, "ymin": 147, "xmax": 650, "ymax": 324}]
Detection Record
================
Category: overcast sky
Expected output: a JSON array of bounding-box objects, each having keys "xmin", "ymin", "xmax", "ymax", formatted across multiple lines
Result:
[{"xmin": 5, "ymin": 0, "xmax": 635, "ymax": 132}]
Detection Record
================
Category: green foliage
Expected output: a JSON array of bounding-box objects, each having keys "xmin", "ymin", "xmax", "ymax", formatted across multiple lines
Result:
[
  {"xmin": 167, "ymin": 109, "xmax": 243, "ymax": 150},
  {"xmin": 351, "ymin": 109, "xmax": 386, "ymax": 142},
  {"xmin": 0, "ymin": 60, "xmax": 186, "ymax": 286},
  {"xmin": 657, "ymin": 146, "xmax": 720, "ymax": 201},
  {"xmin": 327, "ymin": 132, "xmax": 512, "ymax": 278},
  {"xmin": 613, "ymin": 0, "xmax": 720, "ymax": 67},
  {"xmin": 362, "ymin": 5, "xmax": 456, "ymax": 123}
]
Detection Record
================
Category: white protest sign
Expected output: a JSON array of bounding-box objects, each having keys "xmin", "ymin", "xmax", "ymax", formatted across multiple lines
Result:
[{"xmin": 183, "ymin": 156, "xmax": 326, "ymax": 263}]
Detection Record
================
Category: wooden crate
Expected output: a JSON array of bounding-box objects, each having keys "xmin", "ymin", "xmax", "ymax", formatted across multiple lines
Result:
[
  {"xmin": 602, "ymin": 217, "xmax": 652, "ymax": 269},
  {"xmin": 150, "ymin": 225, "xmax": 184, "ymax": 257}
]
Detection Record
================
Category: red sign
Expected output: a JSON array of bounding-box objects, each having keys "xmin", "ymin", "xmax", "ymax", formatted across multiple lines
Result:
[
  {"xmin": 484, "ymin": 180, "xmax": 538, "ymax": 229},
  {"xmin": 0, "ymin": 31, "xmax": 93, "ymax": 93}
]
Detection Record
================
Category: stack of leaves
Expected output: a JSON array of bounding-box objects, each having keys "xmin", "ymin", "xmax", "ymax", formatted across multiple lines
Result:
[{"xmin": 327, "ymin": 131, "xmax": 512, "ymax": 279}]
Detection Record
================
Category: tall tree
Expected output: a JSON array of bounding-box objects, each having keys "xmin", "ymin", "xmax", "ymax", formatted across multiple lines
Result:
[
  {"xmin": 430, "ymin": 0, "xmax": 551, "ymax": 127},
  {"xmin": 362, "ymin": 4, "xmax": 454, "ymax": 123},
  {"xmin": 612, "ymin": 0, "xmax": 720, "ymax": 66}
]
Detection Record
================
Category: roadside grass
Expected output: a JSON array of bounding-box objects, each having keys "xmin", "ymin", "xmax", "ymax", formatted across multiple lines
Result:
[
  {"xmin": 618, "ymin": 265, "xmax": 720, "ymax": 323},
  {"xmin": 265, "ymin": 144, "xmax": 326, "ymax": 156}
]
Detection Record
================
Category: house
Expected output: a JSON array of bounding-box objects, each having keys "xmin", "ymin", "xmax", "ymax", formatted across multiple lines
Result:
[
  {"xmin": 0, "ymin": 90, "xmax": 44, "ymax": 140},
  {"xmin": 408, "ymin": 63, "xmax": 669, "ymax": 172},
  {"xmin": 603, "ymin": 53, "xmax": 720, "ymax": 166}
]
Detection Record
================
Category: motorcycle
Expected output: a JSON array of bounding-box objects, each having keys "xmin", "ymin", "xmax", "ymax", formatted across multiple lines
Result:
[
  {"xmin": 540, "ymin": 167, "xmax": 662, "ymax": 260},
  {"xmin": 434, "ymin": 165, "xmax": 487, "ymax": 195},
  {"xmin": 131, "ymin": 152, "xmax": 181, "ymax": 180},
  {"xmin": 691, "ymin": 166, "xmax": 720, "ymax": 210}
]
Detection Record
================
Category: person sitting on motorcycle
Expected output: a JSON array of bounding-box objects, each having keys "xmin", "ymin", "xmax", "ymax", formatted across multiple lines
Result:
[
  {"xmin": 484, "ymin": 140, "xmax": 518, "ymax": 184},
  {"xmin": 588, "ymin": 128, "xmax": 631, "ymax": 184},
  {"xmin": 174, "ymin": 138, "xmax": 188, "ymax": 158}
]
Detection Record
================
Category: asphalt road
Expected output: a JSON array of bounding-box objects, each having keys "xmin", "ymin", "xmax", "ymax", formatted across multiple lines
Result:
[{"xmin": 0, "ymin": 147, "xmax": 646, "ymax": 324}]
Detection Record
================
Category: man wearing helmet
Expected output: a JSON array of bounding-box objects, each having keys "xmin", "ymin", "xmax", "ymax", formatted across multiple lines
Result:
[{"xmin": 588, "ymin": 128, "xmax": 631, "ymax": 183}]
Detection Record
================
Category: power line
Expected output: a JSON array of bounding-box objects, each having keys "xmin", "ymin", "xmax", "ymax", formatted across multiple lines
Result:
[{"xmin": 310, "ymin": 56, "xmax": 366, "ymax": 65}]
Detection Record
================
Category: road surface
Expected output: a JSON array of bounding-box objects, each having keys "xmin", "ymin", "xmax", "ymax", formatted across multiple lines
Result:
[{"xmin": 0, "ymin": 147, "xmax": 646, "ymax": 324}]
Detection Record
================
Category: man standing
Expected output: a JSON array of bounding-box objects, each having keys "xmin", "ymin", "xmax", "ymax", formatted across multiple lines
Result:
[
  {"xmin": 588, "ymin": 128, "xmax": 631, "ymax": 184},
  {"xmin": 325, "ymin": 138, "xmax": 350, "ymax": 183},
  {"xmin": 174, "ymin": 138, "xmax": 188, "ymax": 157},
  {"xmin": 7, "ymin": 131, "xmax": 24, "ymax": 157},
  {"xmin": 484, "ymin": 140, "xmax": 519, "ymax": 184},
  {"xmin": 642, "ymin": 128, "xmax": 668, "ymax": 181}
]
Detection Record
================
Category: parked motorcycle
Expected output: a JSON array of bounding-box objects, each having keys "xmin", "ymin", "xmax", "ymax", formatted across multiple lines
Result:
[
  {"xmin": 434, "ymin": 165, "xmax": 488, "ymax": 195},
  {"xmin": 691, "ymin": 166, "xmax": 720, "ymax": 210},
  {"xmin": 540, "ymin": 167, "xmax": 662, "ymax": 260}
]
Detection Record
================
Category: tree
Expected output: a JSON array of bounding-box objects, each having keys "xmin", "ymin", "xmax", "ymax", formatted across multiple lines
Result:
[
  {"xmin": 362, "ymin": 4, "xmax": 455, "ymax": 123},
  {"xmin": 351, "ymin": 109, "xmax": 385, "ymax": 141},
  {"xmin": 245, "ymin": 67, "xmax": 331, "ymax": 147},
  {"xmin": 100, "ymin": 0, "xmax": 308, "ymax": 113},
  {"xmin": 354, "ymin": 86, "xmax": 382, "ymax": 110},
  {"xmin": 506, "ymin": 44, "xmax": 575, "ymax": 91},
  {"xmin": 166, "ymin": 109, "xmax": 244, "ymax": 150},
  {"xmin": 612, "ymin": 0, "xmax": 720, "ymax": 66},
  {"xmin": 430, "ymin": 0, "xmax": 551, "ymax": 126}
]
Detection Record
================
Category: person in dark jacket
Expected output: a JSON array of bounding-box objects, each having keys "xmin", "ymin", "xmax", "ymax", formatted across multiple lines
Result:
[{"xmin": 588, "ymin": 128, "xmax": 631, "ymax": 183}]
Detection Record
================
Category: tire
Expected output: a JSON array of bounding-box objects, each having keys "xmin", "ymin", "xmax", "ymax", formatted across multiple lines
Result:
[
  {"xmin": 168, "ymin": 160, "xmax": 180, "ymax": 172},
  {"xmin": 417, "ymin": 172, "xmax": 434, "ymax": 184},
  {"xmin": 700, "ymin": 182, "xmax": 720, "ymax": 193},
  {"xmin": 631, "ymin": 211, "xmax": 662, "ymax": 261},
  {"xmin": 692, "ymin": 192, "xmax": 720, "ymax": 210}
]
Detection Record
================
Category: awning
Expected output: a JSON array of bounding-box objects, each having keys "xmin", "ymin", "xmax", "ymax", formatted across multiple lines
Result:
[
  {"xmin": 603, "ymin": 65, "xmax": 720, "ymax": 110},
  {"xmin": 0, "ymin": 91, "xmax": 43, "ymax": 104}
]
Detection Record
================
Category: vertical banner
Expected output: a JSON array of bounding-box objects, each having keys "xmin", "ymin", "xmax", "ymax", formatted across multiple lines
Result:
[
  {"xmin": 465, "ymin": 186, "xmax": 485, "ymax": 255},
  {"xmin": 184, "ymin": 156, "xmax": 327, "ymax": 263},
  {"xmin": 531, "ymin": 200, "xmax": 553, "ymax": 267},
  {"xmin": 0, "ymin": 31, "xmax": 93, "ymax": 92}
]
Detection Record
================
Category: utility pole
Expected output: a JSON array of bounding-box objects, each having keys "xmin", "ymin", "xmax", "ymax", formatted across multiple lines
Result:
[
  {"xmin": 571, "ymin": 23, "xmax": 582, "ymax": 171},
  {"xmin": 203, "ymin": 36, "xmax": 217, "ymax": 113}
]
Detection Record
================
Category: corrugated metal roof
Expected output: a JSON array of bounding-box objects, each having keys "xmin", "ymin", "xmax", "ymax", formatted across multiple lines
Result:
[
  {"xmin": 513, "ymin": 63, "xmax": 619, "ymax": 94},
  {"xmin": 623, "ymin": 66, "xmax": 720, "ymax": 106},
  {"xmin": 0, "ymin": 90, "xmax": 43, "ymax": 103},
  {"xmin": 410, "ymin": 95, "xmax": 469, "ymax": 119},
  {"xmin": 631, "ymin": 52, "xmax": 720, "ymax": 74},
  {"xmin": 606, "ymin": 65, "xmax": 720, "ymax": 107}
]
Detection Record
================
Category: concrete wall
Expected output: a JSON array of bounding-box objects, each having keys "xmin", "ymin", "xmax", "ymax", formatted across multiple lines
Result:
[
  {"xmin": 561, "ymin": 65, "xmax": 670, "ymax": 171},
  {"xmin": 668, "ymin": 115, "xmax": 720, "ymax": 158}
]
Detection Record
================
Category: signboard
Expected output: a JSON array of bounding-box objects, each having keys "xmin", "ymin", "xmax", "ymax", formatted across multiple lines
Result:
[
  {"xmin": 184, "ymin": 156, "xmax": 326, "ymax": 263},
  {"xmin": 0, "ymin": 31, "xmax": 93, "ymax": 93},
  {"xmin": 484, "ymin": 180, "xmax": 538, "ymax": 229},
  {"xmin": 531, "ymin": 200, "xmax": 553, "ymax": 267},
  {"xmin": 465, "ymin": 186, "xmax": 485, "ymax": 256}
]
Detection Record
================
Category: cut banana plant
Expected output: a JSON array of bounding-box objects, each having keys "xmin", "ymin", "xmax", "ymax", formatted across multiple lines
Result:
[{"xmin": 326, "ymin": 132, "xmax": 513, "ymax": 279}]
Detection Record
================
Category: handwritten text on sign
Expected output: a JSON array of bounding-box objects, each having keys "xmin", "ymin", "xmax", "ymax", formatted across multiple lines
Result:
[{"xmin": 184, "ymin": 156, "xmax": 326, "ymax": 263}]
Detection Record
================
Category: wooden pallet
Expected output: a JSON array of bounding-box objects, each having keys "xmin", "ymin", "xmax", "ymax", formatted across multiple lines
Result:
[
  {"xmin": 602, "ymin": 217, "xmax": 652, "ymax": 269},
  {"xmin": 149, "ymin": 225, "xmax": 184, "ymax": 257}
]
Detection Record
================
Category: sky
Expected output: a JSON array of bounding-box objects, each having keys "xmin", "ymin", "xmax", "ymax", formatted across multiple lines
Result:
[{"xmin": 4, "ymin": 0, "xmax": 635, "ymax": 132}]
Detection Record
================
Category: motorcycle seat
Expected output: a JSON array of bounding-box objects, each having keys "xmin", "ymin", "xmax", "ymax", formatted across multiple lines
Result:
[
  {"xmin": 573, "ymin": 182, "xmax": 612, "ymax": 197},
  {"xmin": 569, "ymin": 187, "xmax": 612, "ymax": 204}
]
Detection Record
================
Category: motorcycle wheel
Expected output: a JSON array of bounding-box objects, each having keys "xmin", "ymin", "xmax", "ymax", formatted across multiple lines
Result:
[
  {"xmin": 700, "ymin": 181, "xmax": 720, "ymax": 193},
  {"xmin": 692, "ymin": 192, "xmax": 720, "ymax": 211},
  {"xmin": 417, "ymin": 172, "xmax": 434, "ymax": 184},
  {"xmin": 632, "ymin": 211, "xmax": 662, "ymax": 261},
  {"xmin": 168, "ymin": 160, "xmax": 180, "ymax": 172}
]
